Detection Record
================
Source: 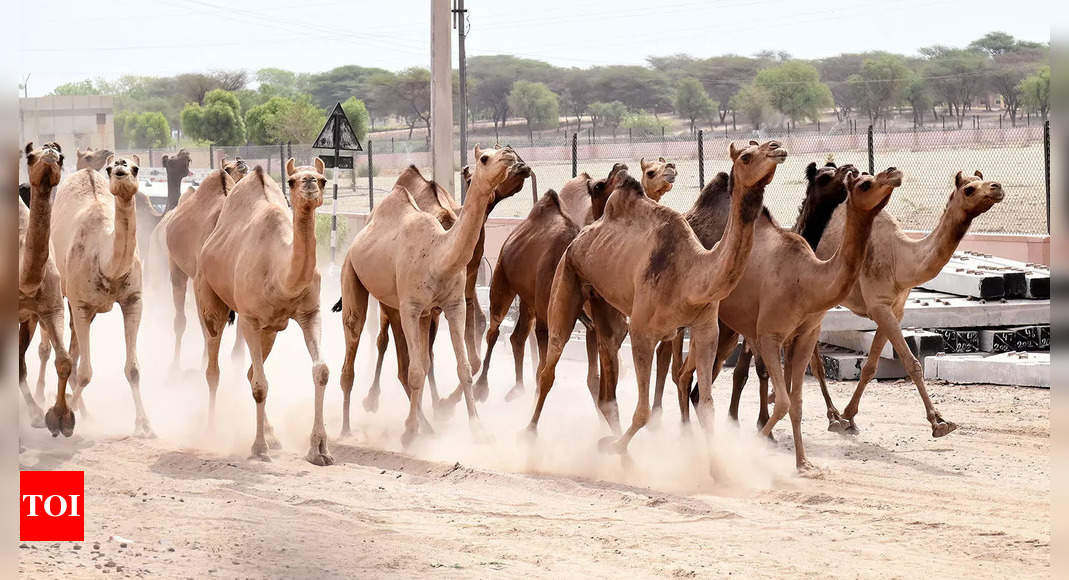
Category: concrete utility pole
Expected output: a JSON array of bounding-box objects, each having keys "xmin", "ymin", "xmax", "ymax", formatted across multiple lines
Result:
[
  {"xmin": 430, "ymin": 0, "xmax": 454, "ymax": 195},
  {"xmin": 454, "ymin": 0, "xmax": 468, "ymax": 201}
]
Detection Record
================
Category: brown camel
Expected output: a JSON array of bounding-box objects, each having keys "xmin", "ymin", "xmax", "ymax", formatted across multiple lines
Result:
[
  {"xmin": 639, "ymin": 157, "xmax": 677, "ymax": 202},
  {"xmin": 161, "ymin": 149, "xmax": 192, "ymax": 212},
  {"xmin": 158, "ymin": 157, "xmax": 249, "ymax": 372},
  {"xmin": 356, "ymin": 162, "xmax": 531, "ymax": 415},
  {"xmin": 50, "ymin": 154, "xmax": 155, "ymax": 437},
  {"xmin": 473, "ymin": 165, "xmax": 629, "ymax": 403},
  {"xmin": 338, "ymin": 145, "xmax": 523, "ymax": 445},
  {"xmin": 193, "ymin": 160, "xmax": 332, "ymax": 464},
  {"xmin": 678, "ymin": 167, "xmax": 901, "ymax": 472},
  {"xmin": 17, "ymin": 142, "xmax": 74, "ymax": 436},
  {"xmin": 811, "ymin": 170, "xmax": 1004, "ymax": 436},
  {"xmin": 527, "ymin": 141, "xmax": 787, "ymax": 457}
]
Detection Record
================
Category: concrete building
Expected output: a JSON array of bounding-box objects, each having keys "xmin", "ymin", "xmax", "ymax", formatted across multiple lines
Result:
[{"xmin": 19, "ymin": 95, "xmax": 115, "ymax": 164}]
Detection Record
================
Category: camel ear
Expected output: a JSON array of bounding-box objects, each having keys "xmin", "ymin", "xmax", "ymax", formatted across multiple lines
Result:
[
  {"xmin": 286, "ymin": 158, "xmax": 296, "ymax": 177},
  {"xmin": 658, "ymin": 156, "xmax": 666, "ymax": 163},
  {"xmin": 461, "ymin": 165, "xmax": 472, "ymax": 184},
  {"xmin": 474, "ymin": 144, "xmax": 484, "ymax": 163},
  {"xmin": 640, "ymin": 157, "xmax": 649, "ymax": 170},
  {"xmin": 313, "ymin": 157, "xmax": 325, "ymax": 175},
  {"xmin": 805, "ymin": 162, "xmax": 818, "ymax": 181},
  {"xmin": 24, "ymin": 142, "xmax": 34, "ymax": 157},
  {"xmin": 846, "ymin": 172, "xmax": 860, "ymax": 191},
  {"xmin": 162, "ymin": 154, "xmax": 170, "ymax": 164},
  {"xmin": 749, "ymin": 140, "xmax": 759, "ymax": 146},
  {"xmin": 954, "ymin": 171, "xmax": 965, "ymax": 189},
  {"xmin": 973, "ymin": 170, "xmax": 983, "ymax": 179},
  {"xmin": 104, "ymin": 154, "xmax": 115, "ymax": 167},
  {"xmin": 729, "ymin": 142, "xmax": 740, "ymax": 160}
]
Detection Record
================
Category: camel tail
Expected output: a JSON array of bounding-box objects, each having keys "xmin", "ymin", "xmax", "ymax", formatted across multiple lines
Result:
[
  {"xmin": 331, "ymin": 297, "xmax": 343, "ymax": 313},
  {"xmin": 227, "ymin": 310, "xmax": 236, "ymax": 325}
]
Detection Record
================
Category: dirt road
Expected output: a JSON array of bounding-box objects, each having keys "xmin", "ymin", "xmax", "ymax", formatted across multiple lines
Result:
[{"xmin": 18, "ymin": 305, "xmax": 1050, "ymax": 578}]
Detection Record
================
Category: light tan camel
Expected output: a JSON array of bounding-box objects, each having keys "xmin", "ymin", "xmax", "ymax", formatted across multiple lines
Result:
[
  {"xmin": 527, "ymin": 141, "xmax": 786, "ymax": 457},
  {"xmin": 193, "ymin": 160, "xmax": 332, "ymax": 464},
  {"xmin": 678, "ymin": 167, "xmax": 901, "ymax": 472},
  {"xmin": 640, "ymin": 157, "xmax": 677, "ymax": 202},
  {"xmin": 812, "ymin": 170, "xmax": 1004, "ymax": 436},
  {"xmin": 158, "ymin": 157, "xmax": 249, "ymax": 371},
  {"xmin": 338, "ymin": 145, "xmax": 523, "ymax": 445},
  {"xmin": 356, "ymin": 162, "xmax": 531, "ymax": 415},
  {"xmin": 17, "ymin": 142, "xmax": 75, "ymax": 436},
  {"xmin": 75, "ymin": 147, "xmax": 113, "ymax": 171},
  {"xmin": 50, "ymin": 154, "xmax": 154, "ymax": 437},
  {"xmin": 474, "ymin": 165, "xmax": 629, "ymax": 403}
]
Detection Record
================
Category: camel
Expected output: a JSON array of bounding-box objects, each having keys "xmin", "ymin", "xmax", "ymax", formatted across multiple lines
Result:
[
  {"xmin": 640, "ymin": 157, "xmax": 677, "ymax": 202},
  {"xmin": 157, "ymin": 157, "xmax": 249, "ymax": 372},
  {"xmin": 527, "ymin": 141, "xmax": 787, "ymax": 458},
  {"xmin": 473, "ymin": 165, "xmax": 629, "ymax": 403},
  {"xmin": 17, "ymin": 142, "xmax": 74, "ymax": 436},
  {"xmin": 356, "ymin": 162, "xmax": 531, "ymax": 415},
  {"xmin": 810, "ymin": 170, "xmax": 1004, "ymax": 437},
  {"xmin": 193, "ymin": 160, "xmax": 332, "ymax": 464},
  {"xmin": 677, "ymin": 167, "xmax": 901, "ymax": 472},
  {"xmin": 338, "ymin": 145, "xmax": 523, "ymax": 445},
  {"xmin": 50, "ymin": 153, "xmax": 154, "ymax": 438},
  {"xmin": 161, "ymin": 149, "xmax": 192, "ymax": 212}
]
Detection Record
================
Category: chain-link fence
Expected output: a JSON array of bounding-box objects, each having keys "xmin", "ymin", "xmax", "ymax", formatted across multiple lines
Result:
[{"xmin": 116, "ymin": 121, "xmax": 1050, "ymax": 235}]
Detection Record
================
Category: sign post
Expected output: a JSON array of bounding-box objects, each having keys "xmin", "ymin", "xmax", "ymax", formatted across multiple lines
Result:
[{"xmin": 312, "ymin": 102, "xmax": 363, "ymax": 268}]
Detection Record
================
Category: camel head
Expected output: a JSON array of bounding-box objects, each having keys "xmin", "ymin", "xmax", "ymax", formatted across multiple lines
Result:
[
  {"xmin": 25, "ymin": 142, "xmax": 64, "ymax": 189},
  {"xmin": 948, "ymin": 170, "xmax": 1004, "ymax": 217},
  {"xmin": 845, "ymin": 167, "xmax": 902, "ymax": 212},
  {"xmin": 105, "ymin": 154, "xmax": 142, "ymax": 201},
  {"xmin": 805, "ymin": 162, "xmax": 857, "ymax": 209},
  {"xmin": 729, "ymin": 140, "xmax": 787, "ymax": 190},
  {"xmin": 75, "ymin": 147, "xmax": 113, "ymax": 172},
  {"xmin": 469, "ymin": 144, "xmax": 522, "ymax": 195},
  {"xmin": 288, "ymin": 157, "xmax": 327, "ymax": 210},
  {"xmin": 588, "ymin": 163, "xmax": 630, "ymax": 219},
  {"xmin": 222, "ymin": 156, "xmax": 249, "ymax": 181},
  {"xmin": 639, "ymin": 156, "xmax": 676, "ymax": 201},
  {"xmin": 162, "ymin": 149, "xmax": 193, "ymax": 178}
]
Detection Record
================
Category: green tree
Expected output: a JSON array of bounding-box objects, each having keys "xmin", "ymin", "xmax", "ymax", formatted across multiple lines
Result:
[
  {"xmin": 115, "ymin": 111, "xmax": 171, "ymax": 148},
  {"xmin": 244, "ymin": 96, "xmax": 290, "ymax": 145},
  {"xmin": 674, "ymin": 77, "xmax": 715, "ymax": 135},
  {"xmin": 968, "ymin": 31, "xmax": 1019, "ymax": 57},
  {"xmin": 688, "ymin": 55, "xmax": 764, "ymax": 126},
  {"xmin": 921, "ymin": 47, "xmax": 988, "ymax": 127},
  {"xmin": 849, "ymin": 55, "xmax": 912, "ymax": 125},
  {"xmin": 730, "ymin": 83, "xmax": 772, "ymax": 130},
  {"xmin": 588, "ymin": 101, "xmax": 627, "ymax": 139},
  {"xmin": 561, "ymin": 69, "xmax": 593, "ymax": 131},
  {"xmin": 905, "ymin": 74, "xmax": 933, "ymax": 127},
  {"xmin": 818, "ymin": 53, "xmax": 866, "ymax": 120},
  {"xmin": 51, "ymin": 79, "xmax": 103, "ymax": 96},
  {"xmin": 1018, "ymin": 66, "xmax": 1049, "ymax": 119},
  {"xmin": 468, "ymin": 55, "xmax": 558, "ymax": 138},
  {"xmin": 372, "ymin": 68, "xmax": 432, "ymax": 142},
  {"xmin": 340, "ymin": 97, "xmax": 370, "ymax": 143},
  {"xmin": 180, "ymin": 89, "xmax": 245, "ymax": 145},
  {"xmin": 621, "ymin": 110, "xmax": 668, "ymax": 139},
  {"xmin": 507, "ymin": 81, "xmax": 560, "ymax": 142},
  {"xmin": 590, "ymin": 66, "xmax": 673, "ymax": 114},
  {"xmin": 244, "ymin": 95, "xmax": 325, "ymax": 144},
  {"xmin": 753, "ymin": 61, "xmax": 833, "ymax": 125},
  {"xmin": 306, "ymin": 65, "xmax": 389, "ymax": 114}
]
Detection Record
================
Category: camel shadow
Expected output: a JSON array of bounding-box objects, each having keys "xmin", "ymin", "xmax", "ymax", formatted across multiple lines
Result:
[
  {"xmin": 19, "ymin": 435, "xmax": 97, "ymax": 470},
  {"xmin": 149, "ymin": 450, "xmax": 268, "ymax": 484},
  {"xmin": 798, "ymin": 437, "xmax": 963, "ymax": 477}
]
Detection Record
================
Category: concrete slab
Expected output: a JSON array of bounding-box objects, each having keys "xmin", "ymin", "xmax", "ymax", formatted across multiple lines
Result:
[{"xmin": 924, "ymin": 351, "xmax": 1049, "ymax": 388}]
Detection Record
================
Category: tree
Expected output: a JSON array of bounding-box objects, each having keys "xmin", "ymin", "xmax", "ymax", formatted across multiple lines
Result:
[
  {"xmin": 174, "ymin": 73, "xmax": 224, "ymax": 105},
  {"xmin": 244, "ymin": 97, "xmax": 289, "ymax": 145},
  {"xmin": 305, "ymin": 65, "xmax": 388, "ymax": 113},
  {"xmin": 340, "ymin": 97, "xmax": 370, "ymax": 143},
  {"xmin": 590, "ymin": 66, "xmax": 673, "ymax": 114},
  {"xmin": 561, "ymin": 69, "xmax": 593, "ymax": 131},
  {"xmin": 754, "ymin": 61, "xmax": 833, "ymax": 125},
  {"xmin": 372, "ymin": 68, "xmax": 432, "ymax": 142},
  {"xmin": 987, "ymin": 46, "xmax": 1047, "ymax": 126},
  {"xmin": 622, "ymin": 110, "xmax": 668, "ymax": 139},
  {"xmin": 1018, "ymin": 66, "xmax": 1049, "ymax": 119},
  {"xmin": 730, "ymin": 83, "xmax": 772, "ymax": 130},
  {"xmin": 244, "ymin": 95, "xmax": 325, "ymax": 144},
  {"xmin": 51, "ymin": 79, "xmax": 103, "ymax": 96},
  {"xmin": 818, "ymin": 53, "xmax": 866, "ymax": 120},
  {"xmin": 211, "ymin": 70, "xmax": 248, "ymax": 92},
  {"xmin": 180, "ymin": 89, "xmax": 245, "ymax": 145},
  {"xmin": 905, "ymin": 74, "xmax": 933, "ymax": 127},
  {"xmin": 922, "ymin": 47, "xmax": 988, "ymax": 127},
  {"xmin": 674, "ymin": 77, "xmax": 715, "ymax": 135},
  {"xmin": 468, "ymin": 55, "xmax": 558, "ymax": 138},
  {"xmin": 507, "ymin": 81, "xmax": 560, "ymax": 142},
  {"xmin": 688, "ymin": 55, "xmax": 764, "ymax": 126},
  {"xmin": 588, "ymin": 101, "xmax": 627, "ymax": 139},
  {"xmin": 115, "ymin": 111, "xmax": 171, "ymax": 149},
  {"xmin": 849, "ymin": 54, "xmax": 911, "ymax": 125},
  {"xmin": 969, "ymin": 31, "xmax": 1018, "ymax": 57}
]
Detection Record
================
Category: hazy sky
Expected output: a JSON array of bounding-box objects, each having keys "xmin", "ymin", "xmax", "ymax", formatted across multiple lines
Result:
[{"xmin": 18, "ymin": 0, "xmax": 1052, "ymax": 96}]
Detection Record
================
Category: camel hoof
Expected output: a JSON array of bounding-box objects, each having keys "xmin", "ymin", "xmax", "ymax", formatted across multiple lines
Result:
[
  {"xmin": 518, "ymin": 425, "xmax": 538, "ymax": 444},
  {"xmin": 339, "ymin": 426, "xmax": 351, "ymax": 439},
  {"xmin": 647, "ymin": 407, "xmax": 663, "ymax": 430},
  {"xmin": 504, "ymin": 384, "xmax": 525, "ymax": 402},
  {"xmin": 45, "ymin": 406, "xmax": 75, "ymax": 437},
  {"xmin": 472, "ymin": 382, "xmax": 489, "ymax": 403},
  {"xmin": 134, "ymin": 420, "xmax": 156, "ymax": 439},
  {"xmin": 827, "ymin": 418, "xmax": 847, "ymax": 433},
  {"xmin": 797, "ymin": 460, "xmax": 824, "ymax": 478},
  {"xmin": 400, "ymin": 428, "xmax": 419, "ymax": 449},
  {"xmin": 840, "ymin": 419, "xmax": 860, "ymax": 436},
  {"xmin": 249, "ymin": 452, "xmax": 272, "ymax": 462},
  {"xmin": 597, "ymin": 436, "xmax": 626, "ymax": 455},
  {"xmin": 264, "ymin": 433, "xmax": 282, "ymax": 450},
  {"xmin": 362, "ymin": 393, "xmax": 380, "ymax": 413},
  {"xmin": 307, "ymin": 452, "xmax": 334, "ymax": 466},
  {"xmin": 932, "ymin": 420, "xmax": 958, "ymax": 438}
]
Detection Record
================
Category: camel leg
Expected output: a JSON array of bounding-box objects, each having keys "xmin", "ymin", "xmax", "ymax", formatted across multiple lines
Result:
[
  {"xmin": 443, "ymin": 299, "xmax": 488, "ymax": 442},
  {"xmin": 754, "ymin": 353, "xmax": 771, "ymax": 431},
  {"xmin": 120, "ymin": 295, "xmax": 155, "ymax": 438},
  {"xmin": 474, "ymin": 270, "xmax": 515, "ymax": 402},
  {"xmin": 650, "ymin": 338, "xmax": 673, "ymax": 421},
  {"xmin": 838, "ymin": 329, "xmax": 886, "ymax": 435},
  {"xmin": 464, "ymin": 293, "xmax": 483, "ymax": 375},
  {"xmin": 729, "ymin": 339, "xmax": 754, "ymax": 421},
  {"xmin": 390, "ymin": 315, "xmax": 434, "ymax": 434},
  {"xmin": 168, "ymin": 261, "xmax": 188, "ymax": 373},
  {"xmin": 245, "ymin": 332, "xmax": 283, "ymax": 450},
  {"xmin": 399, "ymin": 303, "xmax": 431, "ymax": 447},
  {"xmin": 340, "ymin": 258, "xmax": 369, "ymax": 434},
  {"xmin": 18, "ymin": 320, "xmax": 46, "ymax": 429},
  {"xmin": 367, "ymin": 310, "xmax": 390, "ymax": 410},
  {"xmin": 239, "ymin": 318, "xmax": 272, "ymax": 461},
  {"xmin": 534, "ymin": 319, "xmax": 550, "ymax": 392},
  {"xmin": 590, "ymin": 296, "xmax": 628, "ymax": 435},
  {"xmin": 786, "ymin": 330, "xmax": 821, "ymax": 472},
  {"xmin": 671, "ymin": 331, "xmax": 689, "ymax": 423},
  {"xmin": 229, "ymin": 317, "xmax": 245, "ymax": 365},
  {"xmin": 35, "ymin": 325, "xmax": 51, "ymax": 403},
  {"xmin": 426, "ymin": 314, "xmax": 445, "ymax": 410},
  {"xmin": 689, "ymin": 322, "xmax": 720, "ymax": 436},
  {"xmin": 528, "ymin": 332, "xmax": 539, "ymax": 379},
  {"xmin": 296, "ymin": 310, "xmax": 334, "ymax": 466},
  {"xmin": 602, "ymin": 333, "xmax": 656, "ymax": 454},
  {"xmin": 39, "ymin": 310, "xmax": 74, "ymax": 437},
  {"xmin": 811, "ymin": 344, "xmax": 846, "ymax": 432},
  {"xmin": 756, "ymin": 334, "xmax": 790, "ymax": 439},
  {"xmin": 582, "ymin": 323, "xmax": 600, "ymax": 405},
  {"xmin": 505, "ymin": 301, "xmax": 535, "ymax": 402},
  {"xmin": 528, "ymin": 259, "xmax": 584, "ymax": 434},
  {"xmin": 197, "ymin": 304, "xmax": 225, "ymax": 426},
  {"xmin": 68, "ymin": 307, "xmax": 95, "ymax": 419}
]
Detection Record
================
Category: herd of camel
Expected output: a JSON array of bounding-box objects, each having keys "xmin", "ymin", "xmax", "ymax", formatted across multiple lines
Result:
[{"xmin": 17, "ymin": 136, "xmax": 1005, "ymax": 474}]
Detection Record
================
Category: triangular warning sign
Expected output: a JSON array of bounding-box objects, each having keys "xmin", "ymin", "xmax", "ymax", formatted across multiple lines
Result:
[{"xmin": 313, "ymin": 102, "xmax": 363, "ymax": 151}]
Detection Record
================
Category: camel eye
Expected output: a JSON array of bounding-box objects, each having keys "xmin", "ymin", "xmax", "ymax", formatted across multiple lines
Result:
[
  {"xmin": 964, "ymin": 186, "xmax": 976, "ymax": 196},
  {"xmin": 740, "ymin": 153, "xmax": 752, "ymax": 163},
  {"xmin": 646, "ymin": 170, "xmax": 655, "ymax": 178},
  {"xmin": 318, "ymin": 178, "xmax": 326, "ymax": 189},
  {"xmin": 480, "ymin": 155, "xmax": 489, "ymax": 164},
  {"xmin": 131, "ymin": 166, "xmax": 139, "ymax": 176},
  {"xmin": 859, "ymin": 181, "xmax": 871, "ymax": 191},
  {"xmin": 288, "ymin": 179, "xmax": 296, "ymax": 189}
]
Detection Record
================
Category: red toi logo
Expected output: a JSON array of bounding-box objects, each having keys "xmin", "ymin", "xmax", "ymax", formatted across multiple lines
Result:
[{"xmin": 20, "ymin": 471, "xmax": 84, "ymax": 541}]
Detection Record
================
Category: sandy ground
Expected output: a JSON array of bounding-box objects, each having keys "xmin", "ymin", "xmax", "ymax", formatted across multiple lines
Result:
[{"xmin": 17, "ymin": 285, "xmax": 1050, "ymax": 578}]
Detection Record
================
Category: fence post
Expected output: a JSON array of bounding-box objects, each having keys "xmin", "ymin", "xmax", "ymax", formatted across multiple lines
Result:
[
  {"xmin": 1044, "ymin": 120, "xmax": 1050, "ymax": 234},
  {"xmin": 279, "ymin": 143, "xmax": 286, "ymax": 198},
  {"xmin": 867, "ymin": 125, "xmax": 875, "ymax": 175},
  {"xmin": 147, "ymin": 146, "xmax": 153, "ymax": 167},
  {"xmin": 697, "ymin": 129, "xmax": 705, "ymax": 190},
  {"xmin": 571, "ymin": 132, "xmax": 578, "ymax": 178},
  {"xmin": 628, "ymin": 127, "xmax": 632, "ymax": 143},
  {"xmin": 368, "ymin": 138, "xmax": 375, "ymax": 212},
  {"xmin": 287, "ymin": 141, "xmax": 292, "ymax": 161},
  {"xmin": 209, "ymin": 143, "xmax": 215, "ymax": 169}
]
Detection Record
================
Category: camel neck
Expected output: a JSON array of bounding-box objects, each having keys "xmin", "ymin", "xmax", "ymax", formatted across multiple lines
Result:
[
  {"xmin": 811, "ymin": 199, "xmax": 883, "ymax": 311},
  {"xmin": 104, "ymin": 196, "xmax": 138, "ymax": 280},
  {"xmin": 690, "ymin": 169, "xmax": 765, "ymax": 304},
  {"xmin": 283, "ymin": 206, "xmax": 318, "ymax": 296},
  {"xmin": 906, "ymin": 202, "xmax": 972, "ymax": 285},
  {"xmin": 442, "ymin": 178, "xmax": 492, "ymax": 273},
  {"xmin": 792, "ymin": 189, "xmax": 842, "ymax": 250},
  {"xmin": 166, "ymin": 170, "xmax": 184, "ymax": 211},
  {"xmin": 20, "ymin": 181, "xmax": 56, "ymax": 294}
]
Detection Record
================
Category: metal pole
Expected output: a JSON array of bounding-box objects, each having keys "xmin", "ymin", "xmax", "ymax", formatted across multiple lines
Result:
[
  {"xmin": 571, "ymin": 132, "xmax": 578, "ymax": 178},
  {"xmin": 331, "ymin": 113, "xmax": 340, "ymax": 265},
  {"xmin": 279, "ymin": 142, "xmax": 286, "ymax": 197},
  {"xmin": 209, "ymin": 143, "xmax": 214, "ymax": 169},
  {"xmin": 430, "ymin": 0, "xmax": 454, "ymax": 194},
  {"xmin": 368, "ymin": 138, "xmax": 375, "ymax": 212},
  {"xmin": 455, "ymin": 0, "xmax": 469, "ymax": 202},
  {"xmin": 287, "ymin": 141, "xmax": 292, "ymax": 161},
  {"xmin": 1044, "ymin": 120, "xmax": 1050, "ymax": 234},
  {"xmin": 867, "ymin": 125, "xmax": 875, "ymax": 175},
  {"xmin": 697, "ymin": 129, "xmax": 704, "ymax": 190}
]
